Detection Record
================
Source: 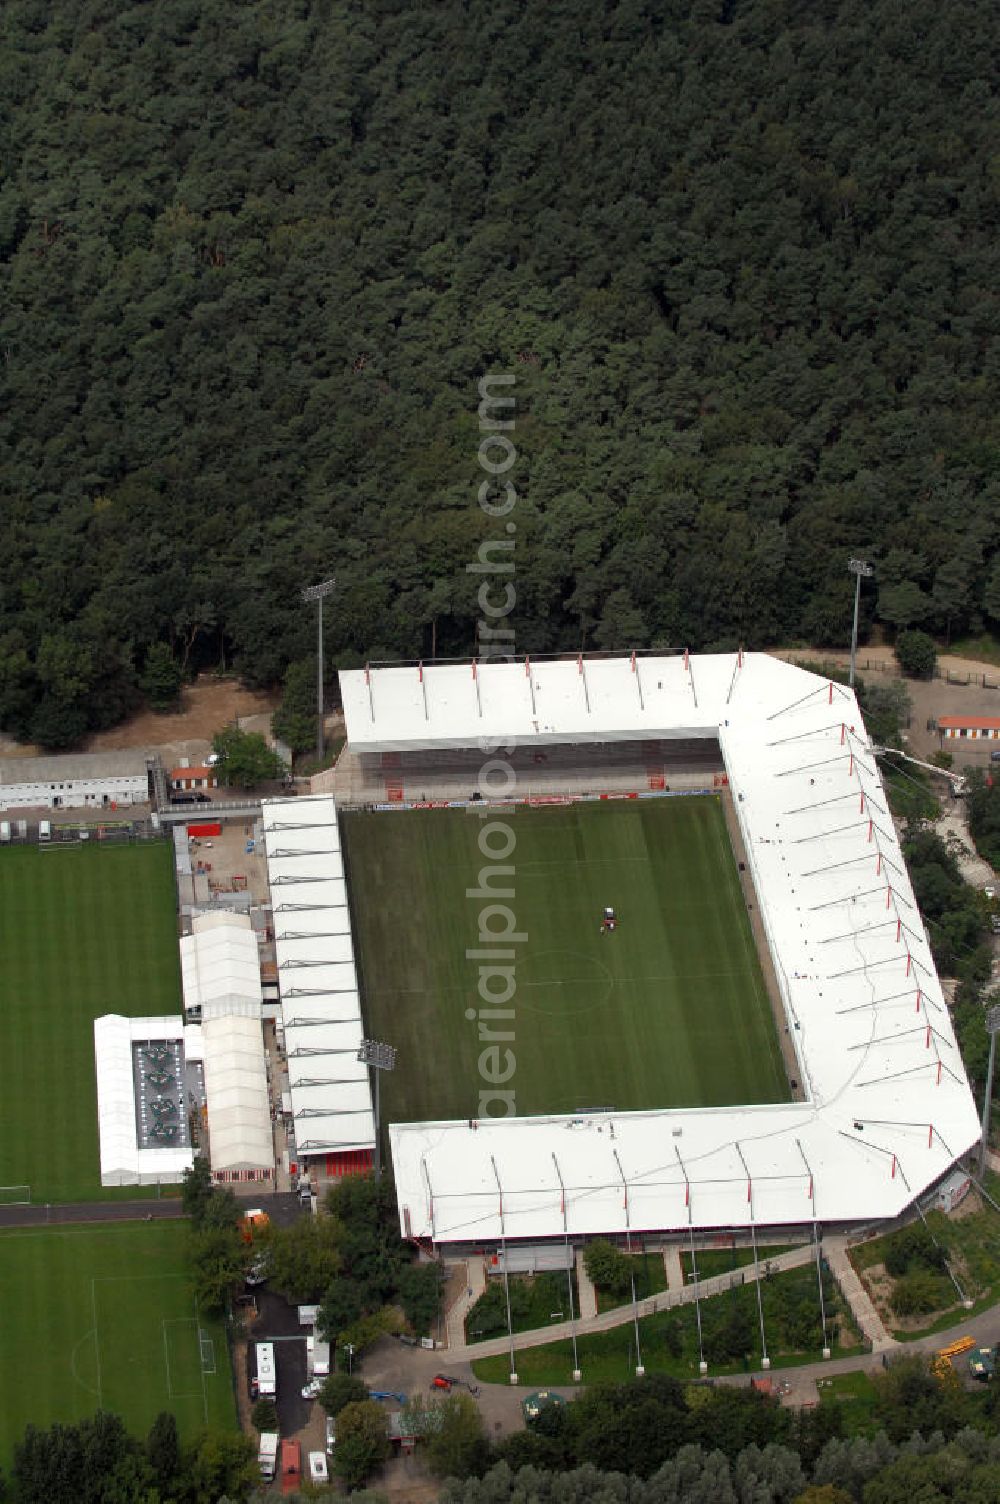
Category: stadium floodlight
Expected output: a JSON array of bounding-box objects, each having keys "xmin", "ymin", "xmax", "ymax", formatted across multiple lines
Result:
[
  {"xmin": 847, "ymin": 559, "xmax": 874, "ymax": 688},
  {"xmin": 302, "ymin": 577, "xmax": 336, "ymax": 764},
  {"xmin": 980, "ymin": 1004, "xmax": 1000, "ymax": 1177},
  {"xmin": 358, "ymin": 1039, "xmax": 397, "ymax": 1179}
]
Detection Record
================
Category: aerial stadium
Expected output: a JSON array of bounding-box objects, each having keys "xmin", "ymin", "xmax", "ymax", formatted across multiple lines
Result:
[{"xmin": 325, "ymin": 651, "xmax": 981, "ymax": 1253}]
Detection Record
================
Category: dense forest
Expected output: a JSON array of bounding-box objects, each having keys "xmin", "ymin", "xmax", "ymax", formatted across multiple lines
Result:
[{"xmin": 2, "ymin": 0, "xmax": 999, "ymax": 746}]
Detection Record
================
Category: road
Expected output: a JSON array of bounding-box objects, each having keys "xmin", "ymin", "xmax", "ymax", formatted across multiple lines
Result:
[
  {"xmin": 0, "ymin": 1189, "xmax": 301, "ymax": 1231},
  {"xmin": 0, "ymin": 1198, "xmax": 183, "ymax": 1229}
]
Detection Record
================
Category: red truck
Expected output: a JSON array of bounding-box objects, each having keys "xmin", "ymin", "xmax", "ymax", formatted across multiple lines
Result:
[{"xmin": 280, "ymin": 1439, "xmax": 302, "ymax": 1495}]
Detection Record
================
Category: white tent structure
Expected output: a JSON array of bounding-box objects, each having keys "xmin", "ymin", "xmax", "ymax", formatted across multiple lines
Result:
[
  {"xmin": 338, "ymin": 653, "xmax": 982, "ymax": 1244},
  {"xmin": 94, "ymin": 1015, "xmax": 201, "ymax": 1186},
  {"xmin": 181, "ymin": 912, "xmax": 263, "ymax": 1021},
  {"xmin": 179, "ymin": 912, "xmax": 272, "ymax": 1176},
  {"xmin": 261, "ymin": 795, "xmax": 375, "ymax": 1167},
  {"xmin": 201, "ymin": 1014, "xmax": 274, "ymax": 1174}
]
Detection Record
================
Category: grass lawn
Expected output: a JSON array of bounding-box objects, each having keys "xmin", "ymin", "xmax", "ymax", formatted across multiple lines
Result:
[
  {"xmin": 466, "ymin": 1272, "xmax": 580, "ymax": 1343},
  {"xmin": 680, "ymin": 1243, "xmax": 801, "ymax": 1281},
  {"xmin": 0, "ymin": 842, "xmax": 181, "ymax": 1202},
  {"xmin": 816, "ymin": 1371, "xmax": 879, "ymax": 1434},
  {"xmin": 344, "ymin": 797, "xmax": 788, "ymax": 1123},
  {"xmin": 0, "ymin": 1222, "xmax": 235, "ymax": 1467},
  {"xmin": 472, "ymin": 1264, "xmax": 862, "ymax": 1387}
]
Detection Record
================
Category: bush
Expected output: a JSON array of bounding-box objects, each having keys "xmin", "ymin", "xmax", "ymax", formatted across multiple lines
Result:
[
  {"xmin": 398, "ymin": 1260, "xmax": 444, "ymax": 1337},
  {"xmin": 583, "ymin": 1239, "xmax": 632, "ymax": 1298},
  {"xmin": 895, "ymin": 629, "xmax": 938, "ymax": 679},
  {"xmin": 250, "ymin": 1398, "xmax": 278, "ymax": 1433},
  {"xmin": 320, "ymin": 1373, "xmax": 370, "ymax": 1417},
  {"xmin": 891, "ymin": 1269, "xmax": 947, "ymax": 1316},
  {"xmin": 883, "ymin": 1224, "xmax": 947, "ymax": 1278}
]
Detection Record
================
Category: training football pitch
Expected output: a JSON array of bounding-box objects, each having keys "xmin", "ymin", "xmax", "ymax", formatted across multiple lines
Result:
[
  {"xmin": 0, "ymin": 1221, "xmax": 234, "ymax": 1466},
  {"xmin": 0, "ymin": 842, "xmax": 181, "ymax": 1202},
  {"xmin": 344, "ymin": 796, "xmax": 789, "ymax": 1125}
]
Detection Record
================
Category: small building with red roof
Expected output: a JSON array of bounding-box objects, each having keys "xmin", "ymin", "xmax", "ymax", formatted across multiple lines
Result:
[
  {"xmin": 938, "ymin": 715, "xmax": 1000, "ymax": 742},
  {"xmin": 169, "ymin": 764, "xmax": 218, "ymax": 791}
]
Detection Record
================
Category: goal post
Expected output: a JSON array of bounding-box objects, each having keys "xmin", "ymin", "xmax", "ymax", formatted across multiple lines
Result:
[{"xmin": 0, "ymin": 1185, "xmax": 31, "ymax": 1206}]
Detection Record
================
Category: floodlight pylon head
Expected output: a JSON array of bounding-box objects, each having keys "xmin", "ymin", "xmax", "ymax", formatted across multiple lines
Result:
[{"xmin": 302, "ymin": 577, "xmax": 336, "ymax": 603}]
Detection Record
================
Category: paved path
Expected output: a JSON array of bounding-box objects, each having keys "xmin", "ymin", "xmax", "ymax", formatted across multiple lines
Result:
[
  {"xmin": 446, "ymin": 1257, "xmax": 486, "ymax": 1349},
  {"xmin": 0, "ymin": 1198, "xmax": 183, "ymax": 1229},
  {"xmin": 576, "ymin": 1250, "xmax": 597, "ymax": 1319},
  {"xmin": 824, "ymin": 1234, "xmax": 894, "ymax": 1352},
  {"xmin": 664, "ymin": 1247, "xmax": 685, "ymax": 1294}
]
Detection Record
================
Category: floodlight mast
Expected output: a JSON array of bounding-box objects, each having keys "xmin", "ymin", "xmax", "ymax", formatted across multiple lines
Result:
[
  {"xmin": 358, "ymin": 1038, "xmax": 397, "ymax": 1180},
  {"xmin": 980, "ymin": 1004, "xmax": 1000, "ymax": 1178},
  {"xmin": 302, "ymin": 577, "xmax": 336, "ymax": 764},
  {"xmin": 848, "ymin": 559, "xmax": 874, "ymax": 688}
]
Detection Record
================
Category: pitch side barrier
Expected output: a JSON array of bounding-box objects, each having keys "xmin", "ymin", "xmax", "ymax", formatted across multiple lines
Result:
[{"xmin": 366, "ymin": 786, "xmax": 720, "ymax": 813}]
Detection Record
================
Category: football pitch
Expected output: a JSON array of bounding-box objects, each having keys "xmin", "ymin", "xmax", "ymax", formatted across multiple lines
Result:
[
  {"xmin": 0, "ymin": 1221, "xmax": 234, "ymax": 1467},
  {"xmin": 344, "ymin": 796, "xmax": 790, "ymax": 1125},
  {"xmin": 0, "ymin": 842, "xmax": 181, "ymax": 1202}
]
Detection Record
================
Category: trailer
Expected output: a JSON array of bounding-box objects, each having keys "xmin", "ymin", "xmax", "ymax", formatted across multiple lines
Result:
[
  {"xmin": 258, "ymin": 1432, "xmax": 279, "ymax": 1481},
  {"xmin": 254, "ymin": 1341, "xmax": 276, "ymax": 1398}
]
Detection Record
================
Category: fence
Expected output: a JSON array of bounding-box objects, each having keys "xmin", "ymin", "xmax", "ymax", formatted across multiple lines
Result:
[{"xmin": 789, "ymin": 654, "xmax": 1000, "ymax": 692}]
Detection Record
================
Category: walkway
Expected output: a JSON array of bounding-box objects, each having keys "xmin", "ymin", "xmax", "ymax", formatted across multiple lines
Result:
[
  {"xmin": 824, "ymin": 1234, "xmax": 894, "ymax": 1352},
  {"xmin": 446, "ymin": 1257, "xmax": 487, "ymax": 1349},
  {"xmin": 0, "ymin": 1198, "xmax": 183, "ymax": 1229},
  {"xmin": 576, "ymin": 1250, "xmax": 598, "ymax": 1319}
]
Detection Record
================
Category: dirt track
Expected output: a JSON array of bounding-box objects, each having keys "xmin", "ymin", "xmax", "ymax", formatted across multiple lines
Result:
[{"xmin": 0, "ymin": 677, "xmax": 277, "ymax": 763}]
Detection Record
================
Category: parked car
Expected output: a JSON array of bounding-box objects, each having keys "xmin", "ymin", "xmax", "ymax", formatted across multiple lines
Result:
[{"xmin": 301, "ymin": 1377, "xmax": 323, "ymax": 1400}]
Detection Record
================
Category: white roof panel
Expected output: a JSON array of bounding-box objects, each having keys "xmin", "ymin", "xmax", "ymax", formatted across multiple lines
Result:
[{"xmin": 263, "ymin": 794, "xmax": 375, "ymax": 1154}]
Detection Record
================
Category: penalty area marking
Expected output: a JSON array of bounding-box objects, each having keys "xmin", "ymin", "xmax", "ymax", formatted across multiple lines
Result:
[{"xmin": 161, "ymin": 1318, "xmax": 203, "ymax": 1403}]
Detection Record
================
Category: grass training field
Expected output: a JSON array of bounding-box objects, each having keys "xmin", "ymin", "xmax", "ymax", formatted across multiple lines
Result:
[
  {"xmin": 345, "ymin": 796, "xmax": 789, "ymax": 1125},
  {"xmin": 0, "ymin": 1221, "xmax": 235, "ymax": 1466},
  {"xmin": 0, "ymin": 842, "xmax": 181, "ymax": 1202}
]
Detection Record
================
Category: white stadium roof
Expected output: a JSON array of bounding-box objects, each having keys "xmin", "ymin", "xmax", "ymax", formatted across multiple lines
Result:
[
  {"xmin": 261, "ymin": 795, "xmax": 375, "ymax": 1158},
  {"xmin": 338, "ymin": 652, "xmax": 981, "ymax": 1243}
]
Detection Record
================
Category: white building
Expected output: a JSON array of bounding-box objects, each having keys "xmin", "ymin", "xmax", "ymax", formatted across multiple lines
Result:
[{"xmin": 0, "ymin": 751, "xmax": 152, "ymax": 812}]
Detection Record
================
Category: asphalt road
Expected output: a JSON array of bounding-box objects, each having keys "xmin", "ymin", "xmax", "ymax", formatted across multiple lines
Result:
[
  {"xmin": 0, "ymin": 1198, "xmax": 184, "ymax": 1229},
  {"xmin": 0, "ymin": 1189, "xmax": 301, "ymax": 1231}
]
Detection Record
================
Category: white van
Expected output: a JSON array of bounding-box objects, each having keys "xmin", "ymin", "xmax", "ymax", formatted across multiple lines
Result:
[
  {"xmin": 309, "ymin": 1451, "xmax": 329, "ymax": 1484},
  {"xmin": 38, "ymin": 820, "xmax": 52, "ymax": 842},
  {"xmin": 0, "ymin": 822, "xmax": 10, "ymax": 843},
  {"xmin": 254, "ymin": 1341, "xmax": 276, "ymax": 1398},
  {"xmin": 312, "ymin": 1338, "xmax": 330, "ymax": 1377}
]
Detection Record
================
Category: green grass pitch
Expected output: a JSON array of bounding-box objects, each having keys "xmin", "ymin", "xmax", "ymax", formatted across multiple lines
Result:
[
  {"xmin": 0, "ymin": 1221, "xmax": 235, "ymax": 1467},
  {"xmin": 0, "ymin": 843, "xmax": 181, "ymax": 1202},
  {"xmin": 344, "ymin": 796, "xmax": 790, "ymax": 1124}
]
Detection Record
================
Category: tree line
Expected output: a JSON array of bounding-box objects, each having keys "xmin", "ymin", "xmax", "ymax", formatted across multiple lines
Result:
[
  {"xmin": 7, "ymin": 1353, "xmax": 1000, "ymax": 1501},
  {"xmin": 1, "ymin": 0, "xmax": 999, "ymax": 747}
]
